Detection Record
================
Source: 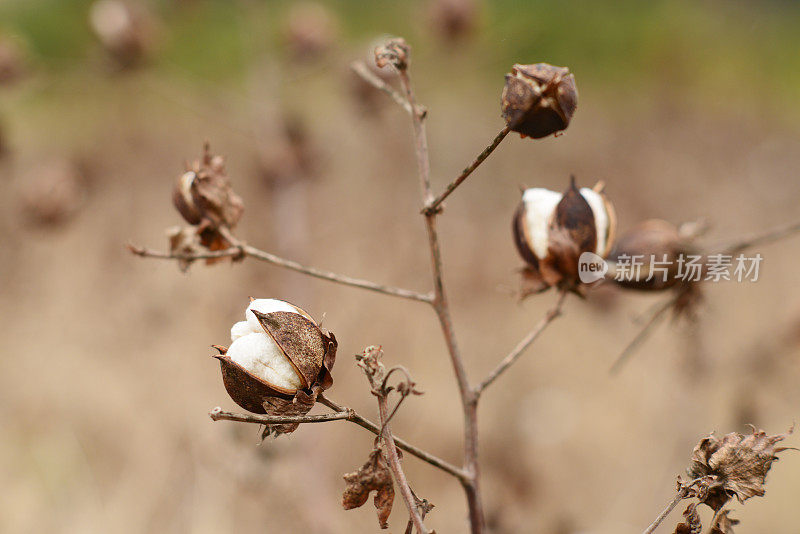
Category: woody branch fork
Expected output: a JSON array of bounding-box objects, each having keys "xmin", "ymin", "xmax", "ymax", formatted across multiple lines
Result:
[{"xmin": 131, "ymin": 38, "xmax": 568, "ymax": 533}]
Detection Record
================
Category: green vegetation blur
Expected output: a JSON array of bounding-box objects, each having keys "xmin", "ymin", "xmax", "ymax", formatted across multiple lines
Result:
[{"xmin": 2, "ymin": 0, "xmax": 799, "ymax": 113}]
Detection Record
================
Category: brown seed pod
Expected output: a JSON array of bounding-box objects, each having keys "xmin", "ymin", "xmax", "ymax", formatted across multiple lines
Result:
[
  {"xmin": 89, "ymin": 0, "xmax": 155, "ymax": 69},
  {"xmin": 254, "ymin": 311, "xmax": 326, "ymax": 390},
  {"xmin": 608, "ymin": 219, "xmax": 687, "ymax": 291},
  {"xmin": 214, "ymin": 299, "xmax": 337, "ymax": 416},
  {"xmin": 513, "ymin": 178, "xmax": 615, "ymax": 295},
  {"xmin": 169, "ymin": 144, "xmax": 244, "ymax": 263},
  {"xmin": 501, "ymin": 63, "xmax": 578, "ymax": 139}
]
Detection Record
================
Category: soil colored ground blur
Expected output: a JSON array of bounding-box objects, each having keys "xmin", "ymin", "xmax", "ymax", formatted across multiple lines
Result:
[{"xmin": 1, "ymin": 1, "xmax": 799, "ymax": 533}]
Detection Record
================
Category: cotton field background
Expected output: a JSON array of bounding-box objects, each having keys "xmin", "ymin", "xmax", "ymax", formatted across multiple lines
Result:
[{"xmin": 1, "ymin": 1, "xmax": 800, "ymax": 533}]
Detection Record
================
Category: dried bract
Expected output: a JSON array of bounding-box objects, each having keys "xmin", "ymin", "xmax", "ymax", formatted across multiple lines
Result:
[
  {"xmin": 166, "ymin": 226, "xmax": 202, "ymax": 272},
  {"xmin": 375, "ymin": 38, "xmax": 410, "ymax": 71},
  {"xmin": 342, "ymin": 448, "xmax": 395, "ymax": 529},
  {"xmin": 502, "ymin": 63, "xmax": 578, "ymax": 138},
  {"xmin": 513, "ymin": 178, "xmax": 616, "ymax": 295},
  {"xmin": 214, "ymin": 299, "xmax": 337, "ymax": 435},
  {"xmin": 685, "ymin": 426, "xmax": 794, "ymax": 510}
]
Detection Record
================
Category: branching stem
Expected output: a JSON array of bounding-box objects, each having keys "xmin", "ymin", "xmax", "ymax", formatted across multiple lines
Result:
[
  {"xmin": 477, "ymin": 289, "xmax": 567, "ymax": 396},
  {"xmin": 127, "ymin": 242, "xmax": 432, "ymax": 304},
  {"xmin": 423, "ymin": 126, "xmax": 511, "ymax": 215}
]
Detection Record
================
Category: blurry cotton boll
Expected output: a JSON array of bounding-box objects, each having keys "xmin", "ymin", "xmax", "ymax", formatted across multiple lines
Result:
[
  {"xmin": 89, "ymin": 0, "xmax": 156, "ymax": 69},
  {"xmin": 429, "ymin": 0, "xmax": 479, "ymax": 43},
  {"xmin": 520, "ymin": 387, "xmax": 579, "ymax": 448},
  {"xmin": 284, "ymin": 2, "xmax": 339, "ymax": 62},
  {"xmin": 0, "ymin": 35, "xmax": 26, "ymax": 86},
  {"xmin": 20, "ymin": 158, "xmax": 89, "ymax": 228},
  {"xmin": 513, "ymin": 179, "xmax": 616, "ymax": 296}
]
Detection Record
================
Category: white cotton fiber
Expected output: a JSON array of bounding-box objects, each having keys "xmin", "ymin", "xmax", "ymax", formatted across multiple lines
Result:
[
  {"xmin": 245, "ymin": 299, "xmax": 300, "ymax": 333},
  {"xmin": 522, "ymin": 188, "xmax": 562, "ymax": 259},
  {"xmin": 226, "ymin": 332, "xmax": 303, "ymax": 390}
]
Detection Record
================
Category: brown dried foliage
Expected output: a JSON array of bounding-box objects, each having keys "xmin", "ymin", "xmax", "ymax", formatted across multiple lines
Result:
[
  {"xmin": 685, "ymin": 426, "xmax": 794, "ymax": 511},
  {"xmin": 342, "ymin": 448, "xmax": 395, "ymax": 529}
]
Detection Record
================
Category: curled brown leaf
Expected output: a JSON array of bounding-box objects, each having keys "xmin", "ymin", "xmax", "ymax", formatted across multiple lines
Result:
[{"xmin": 342, "ymin": 448, "xmax": 395, "ymax": 529}]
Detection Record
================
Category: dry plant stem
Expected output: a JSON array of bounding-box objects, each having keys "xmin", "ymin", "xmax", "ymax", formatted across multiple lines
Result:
[
  {"xmin": 127, "ymin": 242, "xmax": 432, "ymax": 304},
  {"xmin": 376, "ymin": 391, "xmax": 428, "ymax": 533},
  {"xmin": 317, "ymin": 394, "xmax": 468, "ymax": 482},
  {"xmin": 641, "ymin": 487, "xmax": 690, "ymax": 534},
  {"xmin": 609, "ymin": 290, "xmax": 683, "ymax": 375},
  {"xmin": 396, "ymin": 67, "xmax": 485, "ymax": 534},
  {"xmin": 423, "ymin": 126, "xmax": 511, "ymax": 215},
  {"xmin": 721, "ymin": 219, "xmax": 800, "ymax": 255},
  {"xmin": 350, "ymin": 61, "xmax": 413, "ymax": 115},
  {"xmin": 476, "ymin": 289, "xmax": 568, "ymax": 396},
  {"xmin": 209, "ymin": 406, "xmax": 353, "ymax": 424}
]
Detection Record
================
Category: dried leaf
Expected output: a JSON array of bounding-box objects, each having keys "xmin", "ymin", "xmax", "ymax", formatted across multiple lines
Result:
[
  {"xmin": 673, "ymin": 503, "xmax": 701, "ymax": 534},
  {"xmin": 686, "ymin": 426, "xmax": 794, "ymax": 510},
  {"xmin": 342, "ymin": 449, "xmax": 395, "ymax": 529},
  {"xmin": 709, "ymin": 510, "xmax": 739, "ymax": 534},
  {"xmin": 260, "ymin": 389, "xmax": 317, "ymax": 437},
  {"xmin": 167, "ymin": 226, "xmax": 201, "ymax": 272}
]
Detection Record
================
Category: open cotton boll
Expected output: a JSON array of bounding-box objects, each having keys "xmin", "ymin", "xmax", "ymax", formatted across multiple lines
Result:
[
  {"xmin": 227, "ymin": 332, "xmax": 304, "ymax": 390},
  {"xmin": 579, "ymin": 188, "xmax": 611, "ymax": 256},
  {"xmin": 245, "ymin": 298, "xmax": 302, "ymax": 333},
  {"xmin": 230, "ymin": 320, "xmax": 253, "ymax": 342},
  {"xmin": 521, "ymin": 188, "xmax": 562, "ymax": 259}
]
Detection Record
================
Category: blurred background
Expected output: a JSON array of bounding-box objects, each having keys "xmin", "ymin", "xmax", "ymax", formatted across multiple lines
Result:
[{"xmin": 1, "ymin": 0, "xmax": 799, "ymax": 532}]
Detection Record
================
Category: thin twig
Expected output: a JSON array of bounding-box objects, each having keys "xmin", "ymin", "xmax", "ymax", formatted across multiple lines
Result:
[
  {"xmin": 350, "ymin": 61, "xmax": 413, "ymax": 115},
  {"xmin": 609, "ymin": 290, "xmax": 682, "ymax": 375},
  {"xmin": 317, "ymin": 394, "xmax": 468, "ymax": 482},
  {"xmin": 396, "ymin": 62, "xmax": 485, "ymax": 533},
  {"xmin": 720, "ymin": 219, "xmax": 800, "ymax": 255},
  {"xmin": 642, "ymin": 487, "xmax": 690, "ymax": 534},
  {"xmin": 127, "ymin": 242, "xmax": 432, "ymax": 304},
  {"xmin": 423, "ymin": 126, "xmax": 511, "ymax": 215},
  {"xmin": 208, "ymin": 406, "xmax": 352, "ymax": 424},
  {"xmin": 377, "ymin": 385, "xmax": 429, "ymax": 533},
  {"xmin": 356, "ymin": 346, "xmax": 428, "ymax": 533},
  {"xmin": 476, "ymin": 289, "xmax": 568, "ymax": 396}
]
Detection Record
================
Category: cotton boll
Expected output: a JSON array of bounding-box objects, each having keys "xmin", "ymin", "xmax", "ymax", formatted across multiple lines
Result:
[
  {"xmin": 521, "ymin": 188, "xmax": 562, "ymax": 259},
  {"xmin": 230, "ymin": 320, "xmax": 253, "ymax": 342},
  {"xmin": 245, "ymin": 298, "xmax": 301, "ymax": 332},
  {"xmin": 227, "ymin": 333, "xmax": 303, "ymax": 391}
]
